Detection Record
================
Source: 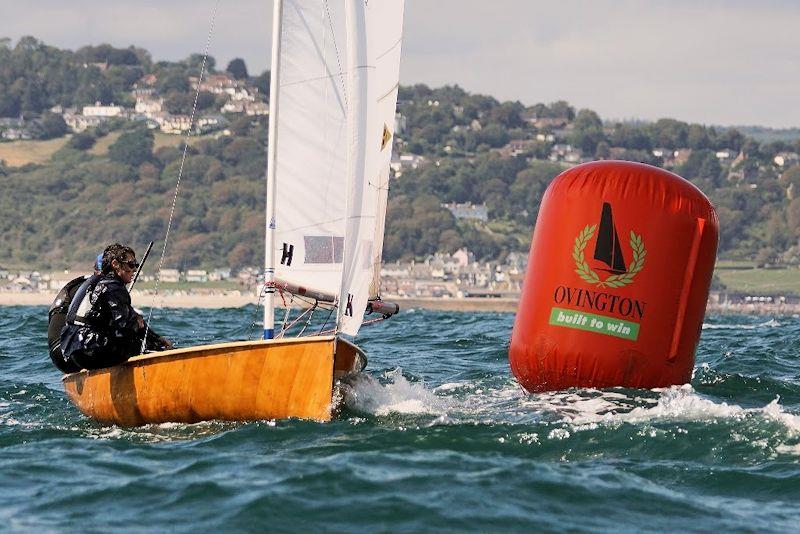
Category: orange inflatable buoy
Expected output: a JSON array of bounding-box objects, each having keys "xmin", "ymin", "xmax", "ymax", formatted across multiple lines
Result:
[{"xmin": 509, "ymin": 161, "xmax": 718, "ymax": 392}]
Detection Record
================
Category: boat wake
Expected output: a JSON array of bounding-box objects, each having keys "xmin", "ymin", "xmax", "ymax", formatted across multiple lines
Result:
[
  {"xmin": 343, "ymin": 368, "xmax": 800, "ymax": 448},
  {"xmin": 343, "ymin": 368, "xmax": 454, "ymax": 416},
  {"xmin": 553, "ymin": 385, "xmax": 800, "ymax": 431}
]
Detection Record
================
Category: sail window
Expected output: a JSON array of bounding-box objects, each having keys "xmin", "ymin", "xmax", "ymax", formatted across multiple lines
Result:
[{"xmin": 304, "ymin": 236, "xmax": 344, "ymax": 264}]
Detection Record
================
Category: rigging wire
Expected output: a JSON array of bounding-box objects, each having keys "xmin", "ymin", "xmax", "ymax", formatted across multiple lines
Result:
[
  {"xmin": 278, "ymin": 292, "xmax": 295, "ymax": 337},
  {"xmin": 248, "ymin": 281, "xmax": 341, "ymax": 340},
  {"xmin": 297, "ymin": 304, "xmax": 317, "ymax": 336},
  {"xmin": 141, "ymin": 0, "xmax": 220, "ymax": 353},
  {"xmin": 248, "ymin": 283, "xmax": 269, "ymax": 341}
]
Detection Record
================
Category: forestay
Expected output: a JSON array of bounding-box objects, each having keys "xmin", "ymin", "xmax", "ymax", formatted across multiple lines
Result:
[{"xmin": 272, "ymin": 0, "xmax": 404, "ymax": 336}]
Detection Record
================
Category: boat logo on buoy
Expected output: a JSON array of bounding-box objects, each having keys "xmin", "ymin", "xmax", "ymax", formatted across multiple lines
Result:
[{"xmin": 573, "ymin": 202, "xmax": 646, "ymax": 289}]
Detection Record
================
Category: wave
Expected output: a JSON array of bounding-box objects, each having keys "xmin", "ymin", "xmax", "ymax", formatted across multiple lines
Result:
[
  {"xmin": 702, "ymin": 318, "xmax": 782, "ymax": 330},
  {"xmin": 344, "ymin": 368, "xmax": 800, "ymax": 446},
  {"xmin": 555, "ymin": 385, "xmax": 799, "ymax": 432},
  {"xmin": 343, "ymin": 368, "xmax": 454, "ymax": 416}
]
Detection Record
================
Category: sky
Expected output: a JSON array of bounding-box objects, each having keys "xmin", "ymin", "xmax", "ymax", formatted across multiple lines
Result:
[{"xmin": 1, "ymin": 0, "xmax": 798, "ymax": 128}]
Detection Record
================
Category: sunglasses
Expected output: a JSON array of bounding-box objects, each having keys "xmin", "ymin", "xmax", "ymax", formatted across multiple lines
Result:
[{"xmin": 120, "ymin": 260, "xmax": 140, "ymax": 269}]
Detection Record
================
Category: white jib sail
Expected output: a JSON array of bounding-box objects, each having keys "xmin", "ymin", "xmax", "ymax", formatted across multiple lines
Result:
[
  {"xmin": 272, "ymin": 0, "xmax": 404, "ymax": 337},
  {"xmin": 337, "ymin": 0, "xmax": 405, "ymax": 335}
]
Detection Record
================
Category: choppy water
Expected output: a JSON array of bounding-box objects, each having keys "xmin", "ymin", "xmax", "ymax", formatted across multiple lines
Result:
[{"xmin": 1, "ymin": 305, "xmax": 799, "ymax": 531}]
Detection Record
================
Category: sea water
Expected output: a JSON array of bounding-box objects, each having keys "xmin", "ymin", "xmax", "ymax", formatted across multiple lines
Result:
[{"xmin": 1, "ymin": 305, "xmax": 799, "ymax": 531}]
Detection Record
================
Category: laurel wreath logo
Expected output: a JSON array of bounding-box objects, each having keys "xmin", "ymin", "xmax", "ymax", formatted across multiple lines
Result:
[{"xmin": 573, "ymin": 224, "xmax": 646, "ymax": 288}]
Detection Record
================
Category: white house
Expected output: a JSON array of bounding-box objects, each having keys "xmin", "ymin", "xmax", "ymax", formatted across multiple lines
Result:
[
  {"xmin": 158, "ymin": 115, "xmax": 192, "ymax": 134},
  {"xmin": 394, "ymin": 113, "xmax": 407, "ymax": 135},
  {"xmin": 160, "ymin": 269, "xmax": 181, "ymax": 283},
  {"xmin": 135, "ymin": 97, "xmax": 163, "ymax": 116},
  {"xmin": 774, "ymin": 152, "xmax": 800, "ymax": 168},
  {"xmin": 245, "ymin": 102, "xmax": 269, "ymax": 116},
  {"xmin": 443, "ymin": 202, "xmax": 489, "ymax": 222},
  {"xmin": 185, "ymin": 270, "xmax": 209, "ymax": 283},
  {"xmin": 83, "ymin": 102, "xmax": 125, "ymax": 118},
  {"xmin": 63, "ymin": 113, "xmax": 105, "ymax": 132}
]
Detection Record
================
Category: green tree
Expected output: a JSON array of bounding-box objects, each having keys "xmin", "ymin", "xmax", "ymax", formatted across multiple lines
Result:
[
  {"xmin": 595, "ymin": 141, "xmax": 611, "ymax": 159},
  {"xmin": 22, "ymin": 80, "xmax": 46, "ymax": 113},
  {"xmin": 679, "ymin": 149, "xmax": 722, "ymax": 190},
  {"xmin": 476, "ymin": 124, "xmax": 509, "ymax": 148},
  {"xmin": 486, "ymin": 101, "xmax": 524, "ymax": 128},
  {"xmin": 779, "ymin": 165, "xmax": 800, "ymax": 197},
  {"xmin": 686, "ymin": 124, "xmax": 710, "ymax": 150},
  {"xmin": 569, "ymin": 109, "xmax": 605, "ymax": 154},
  {"xmin": 108, "ymin": 127, "xmax": 154, "ymax": 167},
  {"xmin": 37, "ymin": 112, "xmax": 68, "ymax": 139},
  {"xmin": 717, "ymin": 128, "xmax": 744, "ymax": 151},
  {"xmin": 0, "ymin": 91, "xmax": 20, "ymax": 117},
  {"xmin": 184, "ymin": 53, "xmax": 216, "ymax": 76},
  {"xmin": 610, "ymin": 123, "xmax": 651, "ymax": 150},
  {"xmin": 164, "ymin": 91, "xmax": 194, "ymax": 114},
  {"xmin": 229, "ymin": 116, "xmax": 253, "ymax": 136},
  {"xmin": 547, "ymin": 100, "xmax": 575, "ymax": 120},
  {"xmin": 157, "ymin": 70, "xmax": 189, "ymax": 93},
  {"xmin": 226, "ymin": 58, "xmax": 249, "ymax": 80},
  {"xmin": 253, "ymin": 70, "xmax": 270, "ymax": 97}
]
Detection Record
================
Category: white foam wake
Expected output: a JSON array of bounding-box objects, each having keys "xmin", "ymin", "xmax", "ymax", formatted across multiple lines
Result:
[
  {"xmin": 343, "ymin": 369, "xmax": 800, "ymax": 445},
  {"xmin": 556, "ymin": 385, "xmax": 800, "ymax": 435},
  {"xmin": 343, "ymin": 368, "xmax": 454, "ymax": 416},
  {"xmin": 702, "ymin": 319, "xmax": 781, "ymax": 330}
]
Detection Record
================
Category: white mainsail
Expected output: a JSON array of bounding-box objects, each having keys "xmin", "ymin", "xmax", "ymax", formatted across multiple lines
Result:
[{"xmin": 269, "ymin": 0, "xmax": 404, "ymax": 337}]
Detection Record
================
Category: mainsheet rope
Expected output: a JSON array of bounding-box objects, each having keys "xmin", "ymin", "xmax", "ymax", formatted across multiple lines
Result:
[{"xmin": 141, "ymin": 0, "xmax": 220, "ymax": 353}]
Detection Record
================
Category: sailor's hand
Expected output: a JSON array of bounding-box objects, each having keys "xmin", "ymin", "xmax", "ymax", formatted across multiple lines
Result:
[{"xmin": 161, "ymin": 337, "xmax": 174, "ymax": 350}]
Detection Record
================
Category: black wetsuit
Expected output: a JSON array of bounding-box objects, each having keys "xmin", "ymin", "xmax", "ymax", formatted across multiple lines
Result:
[
  {"xmin": 47, "ymin": 275, "xmax": 88, "ymax": 373},
  {"xmin": 60, "ymin": 272, "xmax": 167, "ymax": 371}
]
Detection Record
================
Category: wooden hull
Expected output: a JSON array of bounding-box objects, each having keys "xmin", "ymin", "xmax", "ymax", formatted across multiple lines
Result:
[{"xmin": 62, "ymin": 336, "xmax": 366, "ymax": 426}]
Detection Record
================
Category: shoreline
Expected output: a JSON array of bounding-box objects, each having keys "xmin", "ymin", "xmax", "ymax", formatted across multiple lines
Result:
[
  {"xmin": 2, "ymin": 290, "xmax": 799, "ymax": 315},
  {"xmin": 0, "ymin": 290, "xmax": 520, "ymax": 313}
]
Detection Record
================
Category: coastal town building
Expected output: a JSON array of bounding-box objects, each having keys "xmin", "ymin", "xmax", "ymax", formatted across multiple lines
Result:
[
  {"xmin": 442, "ymin": 202, "xmax": 489, "ymax": 222},
  {"xmin": 1, "ymin": 128, "xmax": 32, "ymax": 140},
  {"xmin": 83, "ymin": 102, "xmax": 125, "ymax": 118},
  {"xmin": 499, "ymin": 139, "xmax": 539, "ymax": 158},
  {"xmin": 185, "ymin": 270, "xmax": 209, "ymax": 283},
  {"xmin": 160, "ymin": 269, "xmax": 181, "ymax": 283},
  {"xmin": 63, "ymin": 113, "xmax": 105, "ymax": 132},
  {"xmin": 774, "ymin": 152, "xmax": 800, "ymax": 168},
  {"xmin": 134, "ymin": 97, "xmax": 163, "ymax": 116},
  {"xmin": 549, "ymin": 143, "xmax": 581, "ymax": 163},
  {"xmin": 389, "ymin": 153, "xmax": 425, "ymax": 176}
]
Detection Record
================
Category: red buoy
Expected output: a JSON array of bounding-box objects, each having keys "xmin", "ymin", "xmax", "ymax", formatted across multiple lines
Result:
[{"xmin": 509, "ymin": 161, "xmax": 718, "ymax": 392}]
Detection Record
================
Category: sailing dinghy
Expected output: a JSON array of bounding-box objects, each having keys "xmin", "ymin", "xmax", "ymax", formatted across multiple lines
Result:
[{"xmin": 63, "ymin": 0, "xmax": 405, "ymax": 426}]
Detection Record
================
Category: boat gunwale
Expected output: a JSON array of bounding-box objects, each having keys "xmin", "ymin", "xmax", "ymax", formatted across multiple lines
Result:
[{"xmin": 61, "ymin": 335, "xmax": 365, "ymax": 382}]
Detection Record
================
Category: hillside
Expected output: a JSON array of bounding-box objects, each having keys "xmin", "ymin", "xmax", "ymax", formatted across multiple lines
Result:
[{"xmin": 1, "ymin": 37, "xmax": 800, "ymax": 270}]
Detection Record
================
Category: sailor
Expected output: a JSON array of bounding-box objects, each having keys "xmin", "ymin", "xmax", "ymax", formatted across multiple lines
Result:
[
  {"xmin": 47, "ymin": 253, "xmax": 104, "ymax": 373},
  {"xmin": 60, "ymin": 243, "xmax": 172, "ymax": 371}
]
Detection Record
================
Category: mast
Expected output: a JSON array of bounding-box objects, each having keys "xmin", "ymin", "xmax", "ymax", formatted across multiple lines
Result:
[{"xmin": 263, "ymin": 0, "xmax": 283, "ymax": 339}]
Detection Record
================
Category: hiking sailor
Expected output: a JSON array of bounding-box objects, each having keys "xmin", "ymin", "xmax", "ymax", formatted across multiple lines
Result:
[
  {"xmin": 60, "ymin": 243, "xmax": 172, "ymax": 371},
  {"xmin": 47, "ymin": 253, "xmax": 104, "ymax": 373}
]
